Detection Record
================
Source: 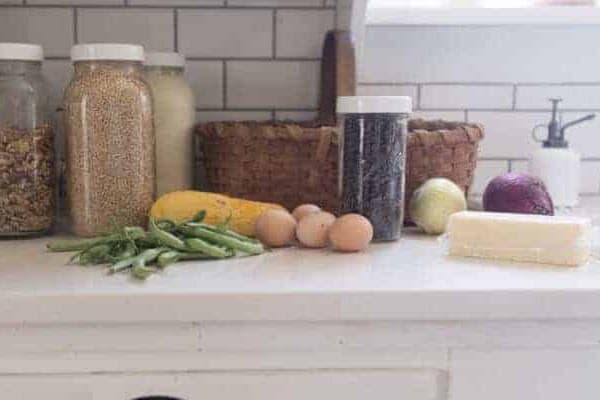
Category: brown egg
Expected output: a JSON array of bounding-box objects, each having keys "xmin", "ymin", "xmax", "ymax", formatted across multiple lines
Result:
[
  {"xmin": 296, "ymin": 211, "xmax": 336, "ymax": 248},
  {"xmin": 254, "ymin": 209, "xmax": 297, "ymax": 248},
  {"xmin": 292, "ymin": 204, "xmax": 321, "ymax": 222},
  {"xmin": 329, "ymin": 214, "xmax": 373, "ymax": 252}
]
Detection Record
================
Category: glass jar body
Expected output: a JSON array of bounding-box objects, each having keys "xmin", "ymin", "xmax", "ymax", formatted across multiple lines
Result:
[
  {"xmin": 64, "ymin": 60, "xmax": 155, "ymax": 237},
  {"xmin": 0, "ymin": 60, "xmax": 55, "ymax": 236},
  {"xmin": 145, "ymin": 66, "xmax": 195, "ymax": 196},
  {"xmin": 339, "ymin": 113, "xmax": 408, "ymax": 241}
]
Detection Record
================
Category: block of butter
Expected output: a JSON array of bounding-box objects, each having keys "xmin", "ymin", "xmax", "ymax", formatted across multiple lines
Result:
[{"xmin": 447, "ymin": 211, "xmax": 593, "ymax": 267}]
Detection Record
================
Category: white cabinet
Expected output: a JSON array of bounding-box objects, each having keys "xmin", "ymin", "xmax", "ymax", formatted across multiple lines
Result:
[
  {"xmin": 0, "ymin": 369, "xmax": 444, "ymax": 400},
  {"xmin": 450, "ymin": 349, "xmax": 600, "ymax": 400}
]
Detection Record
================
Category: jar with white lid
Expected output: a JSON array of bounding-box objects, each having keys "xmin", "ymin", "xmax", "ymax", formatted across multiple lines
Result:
[
  {"xmin": 337, "ymin": 96, "xmax": 412, "ymax": 241},
  {"xmin": 144, "ymin": 52, "xmax": 195, "ymax": 196},
  {"xmin": 64, "ymin": 44, "xmax": 155, "ymax": 237},
  {"xmin": 0, "ymin": 43, "xmax": 55, "ymax": 236}
]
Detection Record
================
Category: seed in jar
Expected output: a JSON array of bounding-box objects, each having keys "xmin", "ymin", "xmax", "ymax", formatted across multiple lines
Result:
[
  {"xmin": 0, "ymin": 124, "xmax": 55, "ymax": 235},
  {"xmin": 291, "ymin": 204, "xmax": 321, "ymax": 222},
  {"xmin": 64, "ymin": 61, "xmax": 155, "ymax": 237},
  {"xmin": 296, "ymin": 211, "xmax": 336, "ymax": 248}
]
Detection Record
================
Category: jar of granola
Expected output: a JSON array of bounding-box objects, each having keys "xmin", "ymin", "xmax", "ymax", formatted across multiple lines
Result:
[
  {"xmin": 64, "ymin": 44, "xmax": 155, "ymax": 237},
  {"xmin": 0, "ymin": 43, "xmax": 55, "ymax": 236}
]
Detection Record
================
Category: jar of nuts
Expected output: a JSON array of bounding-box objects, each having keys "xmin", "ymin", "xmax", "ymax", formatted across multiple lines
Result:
[
  {"xmin": 64, "ymin": 44, "xmax": 155, "ymax": 237},
  {"xmin": 0, "ymin": 43, "xmax": 56, "ymax": 237}
]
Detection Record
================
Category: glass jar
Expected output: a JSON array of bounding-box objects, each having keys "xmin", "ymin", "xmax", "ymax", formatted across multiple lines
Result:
[
  {"xmin": 64, "ymin": 44, "xmax": 155, "ymax": 237},
  {"xmin": 337, "ymin": 96, "xmax": 412, "ymax": 241},
  {"xmin": 0, "ymin": 43, "xmax": 55, "ymax": 236},
  {"xmin": 144, "ymin": 52, "xmax": 195, "ymax": 197}
]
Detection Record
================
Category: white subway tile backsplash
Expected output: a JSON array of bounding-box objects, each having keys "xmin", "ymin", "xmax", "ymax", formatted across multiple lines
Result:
[
  {"xmin": 362, "ymin": 26, "xmax": 600, "ymax": 84},
  {"xmin": 471, "ymin": 160, "xmax": 509, "ymax": 195},
  {"xmin": 0, "ymin": 8, "xmax": 73, "ymax": 57},
  {"xmin": 468, "ymin": 111, "xmax": 548, "ymax": 158},
  {"xmin": 227, "ymin": 0, "xmax": 323, "ymax": 6},
  {"xmin": 420, "ymin": 85, "xmax": 513, "ymax": 110},
  {"xmin": 227, "ymin": 61, "xmax": 320, "ymax": 109},
  {"xmin": 78, "ymin": 9, "xmax": 174, "ymax": 51},
  {"xmin": 276, "ymin": 9, "xmax": 334, "ymax": 58},
  {"xmin": 130, "ymin": 0, "xmax": 222, "ymax": 5},
  {"xmin": 275, "ymin": 110, "xmax": 317, "ymax": 121},
  {"xmin": 196, "ymin": 111, "xmax": 272, "ymax": 122},
  {"xmin": 42, "ymin": 60, "xmax": 72, "ymax": 112},
  {"xmin": 28, "ymin": 0, "xmax": 122, "ymax": 4},
  {"xmin": 411, "ymin": 110, "xmax": 465, "ymax": 121},
  {"xmin": 179, "ymin": 9, "xmax": 272, "ymax": 58},
  {"xmin": 516, "ymin": 85, "xmax": 600, "ymax": 110},
  {"xmin": 185, "ymin": 61, "xmax": 224, "ymax": 109},
  {"xmin": 357, "ymin": 84, "xmax": 418, "ymax": 99},
  {"xmin": 560, "ymin": 112, "xmax": 600, "ymax": 158}
]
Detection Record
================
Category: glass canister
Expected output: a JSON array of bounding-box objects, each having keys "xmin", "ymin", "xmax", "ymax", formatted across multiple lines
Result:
[
  {"xmin": 144, "ymin": 52, "xmax": 195, "ymax": 197},
  {"xmin": 0, "ymin": 43, "xmax": 55, "ymax": 236},
  {"xmin": 337, "ymin": 96, "xmax": 412, "ymax": 241},
  {"xmin": 64, "ymin": 44, "xmax": 155, "ymax": 237}
]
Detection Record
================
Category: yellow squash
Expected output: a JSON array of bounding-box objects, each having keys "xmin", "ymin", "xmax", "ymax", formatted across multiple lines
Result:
[{"xmin": 150, "ymin": 191, "xmax": 283, "ymax": 237}]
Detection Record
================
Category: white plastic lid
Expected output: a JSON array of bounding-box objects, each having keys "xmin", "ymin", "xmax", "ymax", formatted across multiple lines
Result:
[
  {"xmin": 0, "ymin": 43, "xmax": 43, "ymax": 61},
  {"xmin": 145, "ymin": 52, "xmax": 185, "ymax": 68},
  {"xmin": 337, "ymin": 96, "xmax": 412, "ymax": 114},
  {"xmin": 71, "ymin": 44, "xmax": 145, "ymax": 62}
]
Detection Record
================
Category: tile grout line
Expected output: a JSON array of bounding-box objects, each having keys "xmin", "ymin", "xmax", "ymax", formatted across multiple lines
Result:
[
  {"xmin": 173, "ymin": 8, "xmax": 178, "ymax": 52},
  {"xmin": 272, "ymin": 9, "xmax": 277, "ymax": 58},
  {"xmin": 222, "ymin": 60, "xmax": 227, "ymax": 110},
  {"xmin": 73, "ymin": 7, "xmax": 78, "ymax": 45},
  {"xmin": 512, "ymin": 84, "xmax": 518, "ymax": 110}
]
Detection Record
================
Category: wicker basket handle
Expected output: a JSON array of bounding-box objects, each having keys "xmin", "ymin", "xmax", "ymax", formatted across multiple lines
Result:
[{"xmin": 318, "ymin": 30, "xmax": 356, "ymax": 126}]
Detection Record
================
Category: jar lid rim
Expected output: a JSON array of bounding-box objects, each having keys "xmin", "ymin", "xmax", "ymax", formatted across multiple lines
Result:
[
  {"xmin": 145, "ymin": 52, "xmax": 185, "ymax": 68},
  {"xmin": 0, "ymin": 43, "xmax": 44, "ymax": 61},
  {"xmin": 71, "ymin": 44, "xmax": 145, "ymax": 62},
  {"xmin": 337, "ymin": 96, "xmax": 412, "ymax": 114}
]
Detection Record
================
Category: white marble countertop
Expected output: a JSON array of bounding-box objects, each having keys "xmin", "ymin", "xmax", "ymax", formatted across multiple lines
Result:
[{"xmin": 3, "ymin": 198, "xmax": 600, "ymax": 324}]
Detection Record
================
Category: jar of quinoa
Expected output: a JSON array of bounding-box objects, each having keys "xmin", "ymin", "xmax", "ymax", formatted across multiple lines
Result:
[
  {"xmin": 64, "ymin": 44, "xmax": 155, "ymax": 237},
  {"xmin": 0, "ymin": 43, "xmax": 56, "ymax": 237}
]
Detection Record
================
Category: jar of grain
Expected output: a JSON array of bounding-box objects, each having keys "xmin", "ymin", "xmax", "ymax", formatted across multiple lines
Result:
[
  {"xmin": 144, "ymin": 52, "xmax": 195, "ymax": 196},
  {"xmin": 337, "ymin": 96, "xmax": 412, "ymax": 242},
  {"xmin": 64, "ymin": 44, "xmax": 155, "ymax": 237},
  {"xmin": 0, "ymin": 43, "xmax": 55, "ymax": 236}
]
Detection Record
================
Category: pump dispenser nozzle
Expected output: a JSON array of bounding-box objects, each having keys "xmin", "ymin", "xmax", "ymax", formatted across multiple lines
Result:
[{"xmin": 532, "ymin": 98, "xmax": 595, "ymax": 148}]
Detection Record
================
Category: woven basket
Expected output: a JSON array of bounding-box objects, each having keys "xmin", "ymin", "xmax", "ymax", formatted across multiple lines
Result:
[
  {"xmin": 405, "ymin": 119, "xmax": 484, "ymax": 221},
  {"xmin": 195, "ymin": 121, "xmax": 340, "ymax": 211}
]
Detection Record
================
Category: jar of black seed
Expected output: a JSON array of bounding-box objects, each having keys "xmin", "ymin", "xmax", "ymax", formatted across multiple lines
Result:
[{"xmin": 337, "ymin": 96, "xmax": 412, "ymax": 241}]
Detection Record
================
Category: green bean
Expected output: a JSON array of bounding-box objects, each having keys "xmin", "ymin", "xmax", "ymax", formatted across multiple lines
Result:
[
  {"xmin": 48, "ymin": 227, "xmax": 146, "ymax": 252},
  {"xmin": 189, "ymin": 210, "xmax": 207, "ymax": 223},
  {"xmin": 149, "ymin": 218, "xmax": 186, "ymax": 250},
  {"xmin": 78, "ymin": 244, "xmax": 113, "ymax": 265},
  {"xmin": 132, "ymin": 263, "xmax": 158, "ymax": 280},
  {"xmin": 110, "ymin": 241, "xmax": 137, "ymax": 262},
  {"xmin": 184, "ymin": 238, "xmax": 233, "ymax": 259},
  {"xmin": 178, "ymin": 252, "xmax": 213, "ymax": 261},
  {"xmin": 184, "ymin": 222, "xmax": 260, "ymax": 244},
  {"xmin": 109, "ymin": 247, "xmax": 167, "ymax": 274},
  {"xmin": 157, "ymin": 250, "xmax": 180, "ymax": 269},
  {"xmin": 182, "ymin": 225, "xmax": 264, "ymax": 255}
]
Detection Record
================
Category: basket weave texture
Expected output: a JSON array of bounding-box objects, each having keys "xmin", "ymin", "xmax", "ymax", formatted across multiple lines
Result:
[
  {"xmin": 195, "ymin": 121, "xmax": 340, "ymax": 212},
  {"xmin": 195, "ymin": 118, "xmax": 484, "ymax": 217}
]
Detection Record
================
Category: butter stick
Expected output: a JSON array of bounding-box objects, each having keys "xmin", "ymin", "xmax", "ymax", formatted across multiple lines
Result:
[{"xmin": 447, "ymin": 211, "xmax": 592, "ymax": 267}]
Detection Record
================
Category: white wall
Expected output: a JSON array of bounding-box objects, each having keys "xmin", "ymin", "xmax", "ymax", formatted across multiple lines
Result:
[{"xmin": 360, "ymin": 24, "xmax": 600, "ymax": 195}]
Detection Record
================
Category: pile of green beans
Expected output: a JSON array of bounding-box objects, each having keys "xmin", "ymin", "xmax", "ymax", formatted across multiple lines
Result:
[{"xmin": 47, "ymin": 211, "xmax": 265, "ymax": 280}]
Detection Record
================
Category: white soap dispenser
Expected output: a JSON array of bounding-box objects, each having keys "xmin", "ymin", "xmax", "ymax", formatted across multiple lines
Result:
[{"xmin": 529, "ymin": 98, "xmax": 595, "ymax": 208}]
